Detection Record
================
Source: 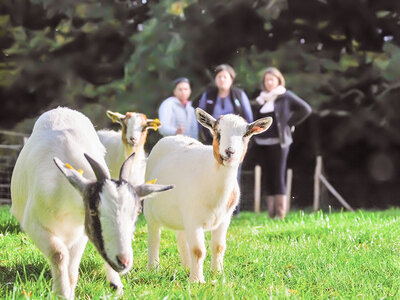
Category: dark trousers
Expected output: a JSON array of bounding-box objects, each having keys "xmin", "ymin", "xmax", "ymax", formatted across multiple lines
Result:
[
  {"xmin": 233, "ymin": 164, "xmax": 242, "ymax": 215},
  {"xmin": 252, "ymin": 143, "xmax": 289, "ymax": 196}
]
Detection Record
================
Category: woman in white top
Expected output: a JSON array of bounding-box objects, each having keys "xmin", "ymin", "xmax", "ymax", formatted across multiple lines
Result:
[{"xmin": 158, "ymin": 77, "xmax": 198, "ymax": 139}]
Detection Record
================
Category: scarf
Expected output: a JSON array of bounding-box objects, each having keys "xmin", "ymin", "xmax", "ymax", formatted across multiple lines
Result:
[{"xmin": 256, "ymin": 85, "xmax": 286, "ymax": 114}]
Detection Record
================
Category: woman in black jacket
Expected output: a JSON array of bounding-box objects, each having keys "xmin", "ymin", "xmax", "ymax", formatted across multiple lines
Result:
[{"xmin": 254, "ymin": 67, "xmax": 311, "ymax": 218}]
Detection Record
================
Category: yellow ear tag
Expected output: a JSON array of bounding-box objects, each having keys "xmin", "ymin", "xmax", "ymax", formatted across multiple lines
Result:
[
  {"xmin": 64, "ymin": 163, "xmax": 84, "ymax": 176},
  {"xmin": 146, "ymin": 178, "xmax": 157, "ymax": 184},
  {"xmin": 154, "ymin": 119, "xmax": 160, "ymax": 131}
]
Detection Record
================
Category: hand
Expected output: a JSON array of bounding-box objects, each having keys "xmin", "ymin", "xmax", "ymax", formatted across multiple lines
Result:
[{"xmin": 176, "ymin": 125, "xmax": 183, "ymax": 135}]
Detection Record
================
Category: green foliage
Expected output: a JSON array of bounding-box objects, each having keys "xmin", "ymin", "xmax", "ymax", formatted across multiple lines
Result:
[
  {"xmin": 1, "ymin": 0, "xmax": 400, "ymax": 128},
  {"xmin": 1, "ymin": 0, "xmax": 400, "ymax": 195},
  {"xmin": 2, "ymin": 205, "xmax": 400, "ymax": 298}
]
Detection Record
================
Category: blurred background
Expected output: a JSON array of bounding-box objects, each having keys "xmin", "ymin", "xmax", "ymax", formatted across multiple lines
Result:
[{"xmin": 1, "ymin": 0, "xmax": 399, "ymax": 209}]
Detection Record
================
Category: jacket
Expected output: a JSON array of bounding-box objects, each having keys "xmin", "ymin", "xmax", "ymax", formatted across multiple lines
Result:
[
  {"xmin": 158, "ymin": 97, "xmax": 198, "ymax": 139},
  {"xmin": 198, "ymin": 86, "xmax": 253, "ymax": 144},
  {"xmin": 255, "ymin": 90, "xmax": 312, "ymax": 147}
]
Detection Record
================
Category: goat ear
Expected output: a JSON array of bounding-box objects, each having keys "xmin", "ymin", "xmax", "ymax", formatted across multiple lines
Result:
[
  {"xmin": 146, "ymin": 119, "xmax": 161, "ymax": 131},
  {"xmin": 245, "ymin": 117, "xmax": 273, "ymax": 137},
  {"xmin": 196, "ymin": 108, "xmax": 216, "ymax": 131},
  {"xmin": 119, "ymin": 152, "xmax": 136, "ymax": 181},
  {"xmin": 134, "ymin": 183, "xmax": 174, "ymax": 199},
  {"xmin": 53, "ymin": 157, "xmax": 90, "ymax": 194},
  {"xmin": 84, "ymin": 153, "xmax": 110, "ymax": 183},
  {"xmin": 106, "ymin": 110, "xmax": 125, "ymax": 125}
]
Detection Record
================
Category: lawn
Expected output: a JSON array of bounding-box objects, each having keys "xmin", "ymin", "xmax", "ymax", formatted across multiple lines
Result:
[{"xmin": 1, "ymin": 205, "xmax": 400, "ymax": 299}]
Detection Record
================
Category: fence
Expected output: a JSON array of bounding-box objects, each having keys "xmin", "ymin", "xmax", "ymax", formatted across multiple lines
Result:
[
  {"xmin": 240, "ymin": 156, "xmax": 356, "ymax": 213},
  {"xmin": 0, "ymin": 130, "xmax": 28, "ymax": 205}
]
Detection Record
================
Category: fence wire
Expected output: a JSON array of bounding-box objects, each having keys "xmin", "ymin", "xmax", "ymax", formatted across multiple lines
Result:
[{"xmin": 0, "ymin": 131, "xmax": 27, "ymax": 205}]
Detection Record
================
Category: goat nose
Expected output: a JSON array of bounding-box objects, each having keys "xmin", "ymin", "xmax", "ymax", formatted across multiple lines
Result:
[
  {"xmin": 116, "ymin": 254, "xmax": 130, "ymax": 268},
  {"xmin": 225, "ymin": 148, "xmax": 235, "ymax": 157}
]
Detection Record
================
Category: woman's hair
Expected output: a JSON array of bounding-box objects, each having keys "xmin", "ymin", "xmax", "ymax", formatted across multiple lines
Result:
[
  {"xmin": 214, "ymin": 64, "xmax": 236, "ymax": 80},
  {"xmin": 261, "ymin": 67, "xmax": 285, "ymax": 89},
  {"xmin": 173, "ymin": 77, "xmax": 190, "ymax": 88}
]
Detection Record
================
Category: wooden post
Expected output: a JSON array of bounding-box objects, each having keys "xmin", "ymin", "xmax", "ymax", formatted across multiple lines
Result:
[
  {"xmin": 254, "ymin": 165, "xmax": 262, "ymax": 213},
  {"xmin": 319, "ymin": 174, "xmax": 354, "ymax": 212},
  {"xmin": 313, "ymin": 156, "xmax": 322, "ymax": 211},
  {"xmin": 286, "ymin": 168, "xmax": 293, "ymax": 213}
]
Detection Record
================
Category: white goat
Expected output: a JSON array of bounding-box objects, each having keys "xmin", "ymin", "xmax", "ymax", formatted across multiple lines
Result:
[
  {"xmin": 144, "ymin": 108, "xmax": 272, "ymax": 282},
  {"xmin": 10, "ymin": 107, "xmax": 172, "ymax": 299},
  {"xmin": 97, "ymin": 110, "xmax": 160, "ymax": 185}
]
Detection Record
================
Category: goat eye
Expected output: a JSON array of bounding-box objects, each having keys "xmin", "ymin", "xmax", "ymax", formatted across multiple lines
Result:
[
  {"xmin": 215, "ymin": 132, "xmax": 221, "ymax": 141},
  {"xmin": 89, "ymin": 210, "xmax": 97, "ymax": 217}
]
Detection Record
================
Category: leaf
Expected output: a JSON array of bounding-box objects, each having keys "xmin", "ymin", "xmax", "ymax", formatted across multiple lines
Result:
[{"xmin": 166, "ymin": 33, "xmax": 184, "ymax": 54}]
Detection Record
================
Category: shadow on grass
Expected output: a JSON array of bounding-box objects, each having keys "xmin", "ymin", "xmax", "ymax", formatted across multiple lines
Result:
[
  {"xmin": 0, "ymin": 262, "xmax": 51, "ymax": 292},
  {"xmin": 0, "ymin": 206, "xmax": 22, "ymax": 234},
  {"xmin": 0, "ymin": 221, "xmax": 22, "ymax": 234}
]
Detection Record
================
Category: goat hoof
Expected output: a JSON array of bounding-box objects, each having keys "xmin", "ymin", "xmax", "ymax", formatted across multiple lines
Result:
[
  {"xmin": 190, "ymin": 276, "xmax": 205, "ymax": 283},
  {"xmin": 110, "ymin": 282, "xmax": 124, "ymax": 295}
]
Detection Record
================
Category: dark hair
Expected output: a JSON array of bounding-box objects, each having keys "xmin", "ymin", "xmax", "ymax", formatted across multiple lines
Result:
[
  {"xmin": 173, "ymin": 77, "xmax": 190, "ymax": 88},
  {"xmin": 214, "ymin": 64, "xmax": 236, "ymax": 80}
]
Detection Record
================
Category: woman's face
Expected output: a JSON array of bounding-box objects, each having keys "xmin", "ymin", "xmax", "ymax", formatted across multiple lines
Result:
[
  {"xmin": 264, "ymin": 73, "xmax": 280, "ymax": 92},
  {"xmin": 174, "ymin": 82, "xmax": 191, "ymax": 103},
  {"xmin": 215, "ymin": 70, "xmax": 233, "ymax": 91}
]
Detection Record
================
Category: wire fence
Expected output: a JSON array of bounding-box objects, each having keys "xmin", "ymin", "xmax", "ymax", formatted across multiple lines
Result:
[
  {"xmin": 0, "ymin": 130, "xmax": 28, "ymax": 205},
  {"xmin": 0, "ymin": 129, "xmax": 397, "ymax": 210}
]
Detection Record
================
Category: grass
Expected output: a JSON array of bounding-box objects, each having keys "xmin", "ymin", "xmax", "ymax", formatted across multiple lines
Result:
[{"xmin": 1, "ymin": 205, "xmax": 400, "ymax": 299}]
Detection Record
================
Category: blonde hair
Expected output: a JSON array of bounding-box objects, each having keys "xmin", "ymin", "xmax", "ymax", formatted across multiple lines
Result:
[{"xmin": 261, "ymin": 67, "xmax": 285, "ymax": 90}]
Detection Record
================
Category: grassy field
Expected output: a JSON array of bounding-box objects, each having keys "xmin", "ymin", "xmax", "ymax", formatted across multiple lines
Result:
[{"xmin": 1, "ymin": 205, "xmax": 400, "ymax": 299}]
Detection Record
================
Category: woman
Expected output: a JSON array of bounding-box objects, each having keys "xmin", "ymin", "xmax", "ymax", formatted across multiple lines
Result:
[
  {"xmin": 158, "ymin": 77, "xmax": 198, "ymax": 139},
  {"xmin": 198, "ymin": 64, "xmax": 253, "ymax": 215},
  {"xmin": 254, "ymin": 67, "xmax": 311, "ymax": 219},
  {"xmin": 198, "ymin": 64, "xmax": 253, "ymax": 144}
]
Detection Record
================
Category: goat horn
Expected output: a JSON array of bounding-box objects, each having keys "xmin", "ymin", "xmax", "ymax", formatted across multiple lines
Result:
[
  {"xmin": 84, "ymin": 153, "xmax": 110, "ymax": 182},
  {"xmin": 119, "ymin": 152, "xmax": 136, "ymax": 182}
]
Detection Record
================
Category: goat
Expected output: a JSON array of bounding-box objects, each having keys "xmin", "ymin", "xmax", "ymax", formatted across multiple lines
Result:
[
  {"xmin": 97, "ymin": 110, "xmax": 160, "ymax": 185},
  {"xmin": 144, "ymin": 108, "xmax": 272, "ymax": 282},
  {"xmin": 10, "ymin": 107, "xmax": 172, "ymax": 299}
]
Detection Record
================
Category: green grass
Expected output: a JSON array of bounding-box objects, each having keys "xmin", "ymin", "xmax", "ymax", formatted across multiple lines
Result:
[{"xmin": 1, "ymin": 205, "xmax": 400, "ymax": 299}]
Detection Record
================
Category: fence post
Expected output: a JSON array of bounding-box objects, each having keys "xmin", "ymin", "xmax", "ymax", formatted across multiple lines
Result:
[
  {"xmin": 319, "ymin": 174, "xmax": 354, "ymax": 212},
  {"xmin": 313, "ymin": 155, "xmax": 354, "ymax": 212},
  {"xmin": 313, "ymin": 156, "xmax": 322, "ymax": 211},
  {"xmin": 286, "ymin": 168, "xmax": 293, "ymax": 213},
  {"xmin": 254, "ymin": 165, "xmax": 261, "ymax": 213}
]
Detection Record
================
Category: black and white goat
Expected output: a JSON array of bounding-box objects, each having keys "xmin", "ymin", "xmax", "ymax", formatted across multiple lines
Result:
[{"xmin": 10, "ymin": 107, "xmax": 172, "ymax": 299}]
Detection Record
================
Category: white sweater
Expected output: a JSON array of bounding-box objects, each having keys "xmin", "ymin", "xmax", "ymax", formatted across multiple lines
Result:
[{"xmin": 158, "ymin": 97, "xmax": 198, "ymax": 139}]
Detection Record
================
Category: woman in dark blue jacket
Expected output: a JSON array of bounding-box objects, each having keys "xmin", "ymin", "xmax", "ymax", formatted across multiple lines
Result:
[
  {"xmin": 198, "ymin": 64, "xmax": 253, "ymax": 144},
  {"xmin": 254, "ymin": 67, "xmax": 311, "ymax": 219}
]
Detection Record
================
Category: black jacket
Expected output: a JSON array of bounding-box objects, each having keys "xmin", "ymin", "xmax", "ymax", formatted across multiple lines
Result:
[
  {"xmin": 199, "ymin": 86, "xmax": 246, "ymax": 144},
  {"xmin": 255, "ymin": 90, "xmax": 312, "ymax": 147}
]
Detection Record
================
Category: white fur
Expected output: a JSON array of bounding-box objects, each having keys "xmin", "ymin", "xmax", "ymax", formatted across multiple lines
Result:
[
  {"xmin": 98, "ymin": 112, "xmax": 157, "ymax": 185},
  {"xmin": 144, "ymin": 109, "xmax": 272, "ymax": 282},
  {"xmin": 10, "ymin": 107, "xmax": 162, "ymax": 299}
]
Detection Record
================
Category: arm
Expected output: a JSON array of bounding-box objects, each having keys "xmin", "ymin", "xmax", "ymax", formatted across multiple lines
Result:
[
  {"xmin": 158, "ymin": 99, "xmax": 178, "ymax": 136},
  {"xmin": 197, "ymin": 92, "xmax": 212, "ymax": 143},
  {"xmin": 190, "ymin": 111, "xmax": 199, "ymax": 140},
  {"xmin": 240, "ymin": 91, "xmax": 254, "ymax": 123},
  {"xmin": 198, "ymin": 92, "xmax": 207, "ymax": 110},
  {"xmin": 287, "ymin": 91, "xmax": 312, "ymax": 127}
]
